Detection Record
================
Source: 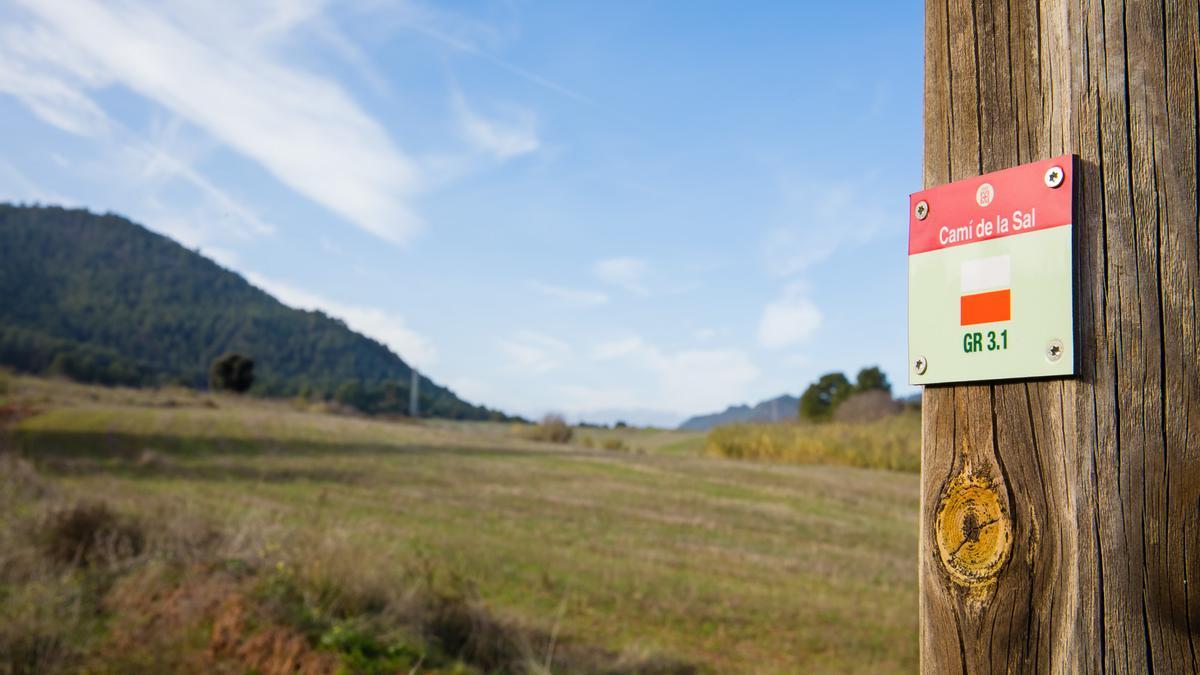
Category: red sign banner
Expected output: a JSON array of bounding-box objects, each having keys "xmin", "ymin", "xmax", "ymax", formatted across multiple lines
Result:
[{"xmin": 909, "ymin": 155, "xmax": 1074, "ymax": 256}]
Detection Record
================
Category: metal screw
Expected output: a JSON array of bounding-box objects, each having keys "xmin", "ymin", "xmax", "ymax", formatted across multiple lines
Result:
[
  {"xmin": 915, "ymin": 200, "xmax": 929, "ymax": 221},
  {"xmin": 914, "ymin": 356, "xmax": 928, "ymax": 375},
  {"xmin": 1044, "ymin": 166, "xmax": 1064, "ymax": 188},
  {"xmin": 1046, "ymin": 339, "xmax": 1064, "ymax": 362}
]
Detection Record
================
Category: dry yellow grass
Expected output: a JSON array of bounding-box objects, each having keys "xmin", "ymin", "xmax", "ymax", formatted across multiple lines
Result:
[{"xmin": 703, "ymin": 414, "xmax": 921, "ymax": 473}]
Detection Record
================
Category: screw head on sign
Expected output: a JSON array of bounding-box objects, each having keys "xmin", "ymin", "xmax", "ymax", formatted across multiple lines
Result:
[
  {"xmin": 1045, "ymin": 339, "xmax": 1064, "ymax": 362},
  {"xmin": 915, "ymin": 200, "xmax": 929, "ymax": 221},
  {"xmin": 914, "ymin": 356, "xmax": 928, "ymax": 375},
  {"xmin": 1044, "ymin": 166, "xmax": 1065, "ymax": 188}
]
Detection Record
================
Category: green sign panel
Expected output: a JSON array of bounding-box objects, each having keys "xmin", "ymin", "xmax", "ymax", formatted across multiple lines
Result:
[{"xmin": 908, "ymin": 156, "xmax": 1076, "ymax": 385}]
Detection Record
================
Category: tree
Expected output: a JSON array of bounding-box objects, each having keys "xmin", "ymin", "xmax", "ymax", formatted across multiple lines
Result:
[
  {"xmin": 854, "ymin": 366, "xmax": 891, "ymax": 394},
  {"xmin": 334, "ymin": 379, "xmax": 365, "ymax": 410},
  {"xmin": 209, "ymin": 353, "xmax": 254, "ymax": 393},
  {"xmin": 798, "ymin": 372, "xmax": 853, "ymax": 421}
]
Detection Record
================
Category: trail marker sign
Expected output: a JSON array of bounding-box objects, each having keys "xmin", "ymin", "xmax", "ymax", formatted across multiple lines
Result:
[{"xmin": 908, "ymin": 155, "xmax": 1076, "ymax": 385}]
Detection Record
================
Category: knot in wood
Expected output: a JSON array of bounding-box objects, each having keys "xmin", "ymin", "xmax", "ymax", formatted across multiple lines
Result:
[{"xmin": 935, "ymin": 474, "xmax": 1012, "ymax": 586}]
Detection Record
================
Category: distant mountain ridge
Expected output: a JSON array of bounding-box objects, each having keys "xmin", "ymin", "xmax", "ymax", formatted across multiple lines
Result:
[
  {"xmin": 678, "ymin": 394, "xmax": 798, "ymax": 431},
  {"xmin": 0, "ymin": 203, "xmax": 506, "ymax": 420}
]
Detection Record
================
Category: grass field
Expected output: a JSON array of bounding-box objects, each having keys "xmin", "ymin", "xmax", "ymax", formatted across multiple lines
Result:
[{"xmin": 0, "ymin": 376, "xmax": 918, "ymax": 674}]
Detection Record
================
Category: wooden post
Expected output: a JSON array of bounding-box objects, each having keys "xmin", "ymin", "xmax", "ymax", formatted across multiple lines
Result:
[{"xmin": 920, "ymin": 0, "xmax": 1200, "ymax": 671}]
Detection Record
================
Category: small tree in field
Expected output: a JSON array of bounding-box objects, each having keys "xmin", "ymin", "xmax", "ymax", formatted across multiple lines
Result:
[
  {"xmin": 854, "ymin": 366, "xmax": 891, "ymax": 394},
  {"xmin": 798, "ymin": 372, "xmax": 853, "ymax": 421},
  {"xmin": 209, "ymin": 353, "xmax": 254, "ymax": 393}
]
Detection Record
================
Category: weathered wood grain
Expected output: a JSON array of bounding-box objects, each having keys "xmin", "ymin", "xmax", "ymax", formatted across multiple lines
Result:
[{"xmin": 920, "ymin": 0, "xmax": 1200, "ymax": 671}]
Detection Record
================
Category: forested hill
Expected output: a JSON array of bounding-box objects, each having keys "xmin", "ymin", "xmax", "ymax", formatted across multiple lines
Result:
[{"xmin": 0, "ymin": 204, "xmax": 506, "ymax": 420}]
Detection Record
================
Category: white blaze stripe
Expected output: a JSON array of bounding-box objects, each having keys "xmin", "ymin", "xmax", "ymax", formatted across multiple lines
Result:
[{"xmin": 961, "ymin": 255, "xmax": 1011, "ymax": 293}]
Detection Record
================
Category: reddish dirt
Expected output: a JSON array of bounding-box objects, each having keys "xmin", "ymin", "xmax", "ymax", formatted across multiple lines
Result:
[
  {"xmin": 100, "ymin": 565, "xmax": 239, "ymax": 672},
  {"xmin": 100, "ymin": 565, "xmax": 336, "ymax": 675},
  {"xmin": 208, "ymin": 593, "xmax": 337, "ymax": 675}
]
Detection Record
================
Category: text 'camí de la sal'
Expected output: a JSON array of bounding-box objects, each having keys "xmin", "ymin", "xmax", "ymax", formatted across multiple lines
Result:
[{"xmin": 938, "ymin": 209, "xmax": 1037, "ymax": 246}]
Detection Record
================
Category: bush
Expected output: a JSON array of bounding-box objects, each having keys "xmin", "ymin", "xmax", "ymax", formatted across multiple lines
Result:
[
  {"xmin": 601, "ymin": 438, "xmax": 628, "ymax": 451},
  {"xmin": 209, "ymin": 353, "xmax": 255, "ymax": 394},
  {"xmin": 833, "ymin": 390, "xmax": 902, "ymax": 423},
  {"xmin": 521, "ymin": 414, "xmax": 573, "ymax": 444},
  {"xmin": 40, "ymin": 501, "xmax": 144, "ymax": 567}
]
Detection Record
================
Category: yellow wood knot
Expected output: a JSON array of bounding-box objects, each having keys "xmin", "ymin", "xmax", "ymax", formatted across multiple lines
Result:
[{"xmin": 935, "ymin": 474, "xmax": 1012, "ymax": 586}]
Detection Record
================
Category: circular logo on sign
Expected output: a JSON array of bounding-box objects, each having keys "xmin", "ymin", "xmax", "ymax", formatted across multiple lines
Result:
[{"xmin": 975, "ymin": 182, "xmax": 995, "ymax": 207}]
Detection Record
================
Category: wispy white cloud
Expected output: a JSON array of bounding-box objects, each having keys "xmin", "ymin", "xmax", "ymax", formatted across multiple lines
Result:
[
  {"xmin": 0, "ymin": 58, "xmax": 109, "ymax": 136},
  {"xmin": 763, "ymin": 181, "xmax": 885, "ymax": 276},
  {"xmin": 452, "ymin": 88, "xmax": 539, "ymax": 159},
  {"xmin": 758, "ymin": 282, "xmax": 822, "ymax": 349},
  {"xmin": 3, "ymin": 0, "xmax": 422, "ymax": 245},
  {"xmin": 127, "ymin": 139, "xmax": 275, "ymax": 239},
  {"xmin": 390, "ymin": 2, "xmax": 590, "ymax": 104},
  {"xmin": 528, "ymin": 281, "xmax": 608, "ymax": 307},
  {"xmin": 0, "ymin": 160, "xmax": 75, "ymax": 205},
  {"xmin": 245, "ymin": 272, "xmax": 439, "ymax": 371},
  {"xmin": 499, "ymin": 331, "xmax": 571, "ymax": 374},
  {"xmin": 587, "ymin": 336, "xmax": 760, "ymax": 414},
  {"xmin": 592, "ymin": 257, "xmax": 648, "ymax": 295},
  {"xmin": 77, "ymin": 121, "xmax": 280, "ymax": 256}
]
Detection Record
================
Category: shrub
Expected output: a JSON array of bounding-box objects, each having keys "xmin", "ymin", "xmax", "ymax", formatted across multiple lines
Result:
[
  {"xmin": 209, "ymin": 353, "xmax": 255, "ymax": 394},
  {"xmin": 833, "ymin": 390, "xmax": 902, "ymax": 423},
  {"xmin": 601, "ymin": 438, "xmax": 628, "ymax": 451},
  {"xmin": 522, "ymin": 414, "xmax": 573, "ymax": 444},
  {"xmin": 40, "ymin": 501, "xmax": 144, "ymax": 567}
]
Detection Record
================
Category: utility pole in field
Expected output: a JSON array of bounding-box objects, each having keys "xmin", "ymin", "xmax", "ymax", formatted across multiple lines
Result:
[
  {"xmin": 918, "ymin": 1, "xmax": 1199, "ymax": 671},
  {"xmin": 409, "ymin": 368, "xmax": 419, "ymax": 418}
]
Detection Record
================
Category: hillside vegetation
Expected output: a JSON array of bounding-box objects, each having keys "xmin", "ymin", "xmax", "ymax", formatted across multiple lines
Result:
[
  {"xmin": 0, "ymin": 204, "xmax": 501, "ymax": 420},
  {"xmin": 1, "ymin": 375, "xmax": 918, "ymax": 673}
]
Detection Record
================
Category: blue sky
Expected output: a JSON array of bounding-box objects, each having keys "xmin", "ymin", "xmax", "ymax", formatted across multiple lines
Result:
[{"xmin": 0, "ymin": 1, "xmax": 923, "ymax": 426}]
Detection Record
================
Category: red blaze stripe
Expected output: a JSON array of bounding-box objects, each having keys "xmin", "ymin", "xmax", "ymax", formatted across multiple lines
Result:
[{"xmin": 960, "ymin": 289, "xmax": 1011, "ymax": 325}]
